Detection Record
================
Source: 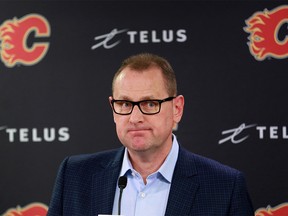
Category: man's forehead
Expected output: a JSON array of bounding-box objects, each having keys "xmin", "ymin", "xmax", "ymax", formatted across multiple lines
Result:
[
  {"xmin": 117, "ymin": 66, "xmax": 162, "ymax": 77},
  {"xmin": 113, "ymin": 67, "xmax": 168, "ymax": 98}
]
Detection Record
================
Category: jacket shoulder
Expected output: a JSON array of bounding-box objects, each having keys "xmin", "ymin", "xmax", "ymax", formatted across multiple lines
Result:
[
  {"xmin": 179, "ymin": 147, "xmax": 241, "ymax": 178},
  {"xmin": 64, "ymin": 147, "xmax": 124, "ymax": 173}
]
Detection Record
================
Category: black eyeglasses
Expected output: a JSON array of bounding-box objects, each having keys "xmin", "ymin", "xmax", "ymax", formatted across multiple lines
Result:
[{"xmin": 111, "ymin": 96, "xmax": 175, "ymax": 115}]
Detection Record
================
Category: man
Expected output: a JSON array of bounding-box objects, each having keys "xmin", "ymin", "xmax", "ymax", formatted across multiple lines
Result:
[{"xmin": 47, "ymin": 53, "xmax": 254, "ymax": 215}]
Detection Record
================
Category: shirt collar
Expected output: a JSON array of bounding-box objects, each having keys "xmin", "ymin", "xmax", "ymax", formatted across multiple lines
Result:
[{"xmin": 119, "ymin": 134, "xmax": 179, "ymax": 183}]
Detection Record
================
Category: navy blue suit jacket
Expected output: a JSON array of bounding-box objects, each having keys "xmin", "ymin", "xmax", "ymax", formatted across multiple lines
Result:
[{"xmin": 47, "ymin": 146, "xmax": 254, "ymax": 216}]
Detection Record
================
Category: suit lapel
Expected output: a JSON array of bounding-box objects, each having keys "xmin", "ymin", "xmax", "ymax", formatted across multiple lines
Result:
[
  {"xmin": 91, "ymin": 148, "xmax": 124, "ymax": 216},
  {"xmin": 165, "ymin": 147, "xmax": 199, "ymax": 216}
]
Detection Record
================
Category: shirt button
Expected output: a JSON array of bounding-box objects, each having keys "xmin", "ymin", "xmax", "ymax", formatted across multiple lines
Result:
[{"xmin": 140, "ymin": 192, "xmax": 146, "ymax": 198}]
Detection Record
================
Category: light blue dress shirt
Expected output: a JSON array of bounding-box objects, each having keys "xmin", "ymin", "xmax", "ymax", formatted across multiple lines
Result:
[{"xmin": 112, "ymin": 134, "xmax": 179, "ymax": 216}]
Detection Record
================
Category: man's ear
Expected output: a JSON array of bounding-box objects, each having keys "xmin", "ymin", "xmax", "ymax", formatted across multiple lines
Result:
[
  {"xmin": 173, "ymin": 95, "xmax": 185, "ymax": 124},
  {"xmin": 108, "ymin": 96, "xmax": 113, "ymax": 108},
  {"xmin": 109, "ymin": 96, "xmax": 116, "ymax": 123}
]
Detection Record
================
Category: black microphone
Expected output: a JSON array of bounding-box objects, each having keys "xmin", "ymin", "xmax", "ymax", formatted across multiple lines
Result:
[{"xmin": 118, "ymin": 176, "xmax": 127, "ymax": 215}]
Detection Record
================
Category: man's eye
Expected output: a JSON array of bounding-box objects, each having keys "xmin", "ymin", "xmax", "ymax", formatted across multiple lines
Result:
[
  {"xmin": 122, "ymin": 102, "xmax": 131, "ymax": 107},
  {"xmin": 148, "ymin": 101, "xmax": 157, "ymax": 107},
  {"xmin": 142, "ymin": 101, "xmax": 158, "ymax": 108},
  {"xmin": 115, "ymin": 101, "xmax": 131, "ymax": 108}
]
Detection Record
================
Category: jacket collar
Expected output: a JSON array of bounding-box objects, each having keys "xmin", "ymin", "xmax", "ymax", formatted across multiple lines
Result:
[
  {"xmin": 165, "ymin": 147, "xmax": 199, "ymax": 216},
  {"xmin": 91, "ymin": 146, "xmax": 199, "ymax": 216},
  {"xmin": 91, "ymin": 147, "xmax": 125, "ymax": 215}
]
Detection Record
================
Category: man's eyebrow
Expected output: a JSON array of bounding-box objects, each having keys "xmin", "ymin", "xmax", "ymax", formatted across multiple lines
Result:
[
  {"xmin": 116, "ymin": 95, "xmax": 156, "ymax": 101},
  {"xmin": 139, "ymin": 96, "xmax": 156, "ymax": 100},
  {"xmin": 116, "ymin": 96, "xmax": 132, "ymax": 100}
]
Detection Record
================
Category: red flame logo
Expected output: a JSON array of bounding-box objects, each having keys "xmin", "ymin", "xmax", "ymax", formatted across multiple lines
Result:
[
  {"xmin": 244, "ymin": 5, "xmax": 288, "ymax": 61},
  {"xmin": 255, "ymin": 202, "xmax": 288, "ymax": 216},
  {"xmin": 2, "ymin": 202, "xmax": 48, "ymax": 216},
  {"xmin": 0, "ymin": 14, "xmax": 50, "ymax": 67}
]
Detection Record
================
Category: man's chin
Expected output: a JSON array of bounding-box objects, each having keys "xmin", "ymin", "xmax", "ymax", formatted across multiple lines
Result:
[{"xmin": 128, "ymin": 140, "xmax": 150, "ymax": 152}]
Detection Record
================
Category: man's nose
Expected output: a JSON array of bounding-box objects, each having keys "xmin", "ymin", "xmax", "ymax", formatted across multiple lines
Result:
[{"xmin": 129, "ymin": 105, "xmax": 144, "ymax": 123}]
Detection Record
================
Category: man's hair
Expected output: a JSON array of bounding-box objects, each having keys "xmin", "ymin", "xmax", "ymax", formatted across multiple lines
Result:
[{"xmin": 112, "ymin": 53, "xmax": 177, "ymax": 96}]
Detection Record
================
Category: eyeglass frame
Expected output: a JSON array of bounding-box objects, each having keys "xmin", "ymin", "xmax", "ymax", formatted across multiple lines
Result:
[{"xmin": 110, "ymin": 96, "xmax": 176, "ymax": 115}]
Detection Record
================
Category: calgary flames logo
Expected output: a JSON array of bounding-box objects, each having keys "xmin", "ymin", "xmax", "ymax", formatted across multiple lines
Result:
[
  {"xmin": 2, "ymin": 202, "xmax": 48, "ymax": 216},
  {"xmin": 244, "ymin": 5, "xmax": 288, "ymax": 61},
  {"xmin": 0, "ymin": 14, "xmax": 50, "ymax": 68},
  {"xmin": 255, "ymin": 202, "xmax": 288, "ymax": 216}
]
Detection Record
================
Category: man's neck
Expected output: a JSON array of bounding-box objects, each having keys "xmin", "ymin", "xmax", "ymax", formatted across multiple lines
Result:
[{"xmin": 128, "ymin": 143, "xmax": 172, "ymax": 184}]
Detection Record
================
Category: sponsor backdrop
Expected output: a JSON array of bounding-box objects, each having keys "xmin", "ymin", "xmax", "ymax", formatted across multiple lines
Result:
[{"xmin": 0, "ymin": 1, "xmax": 287, "ymax": 215}]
